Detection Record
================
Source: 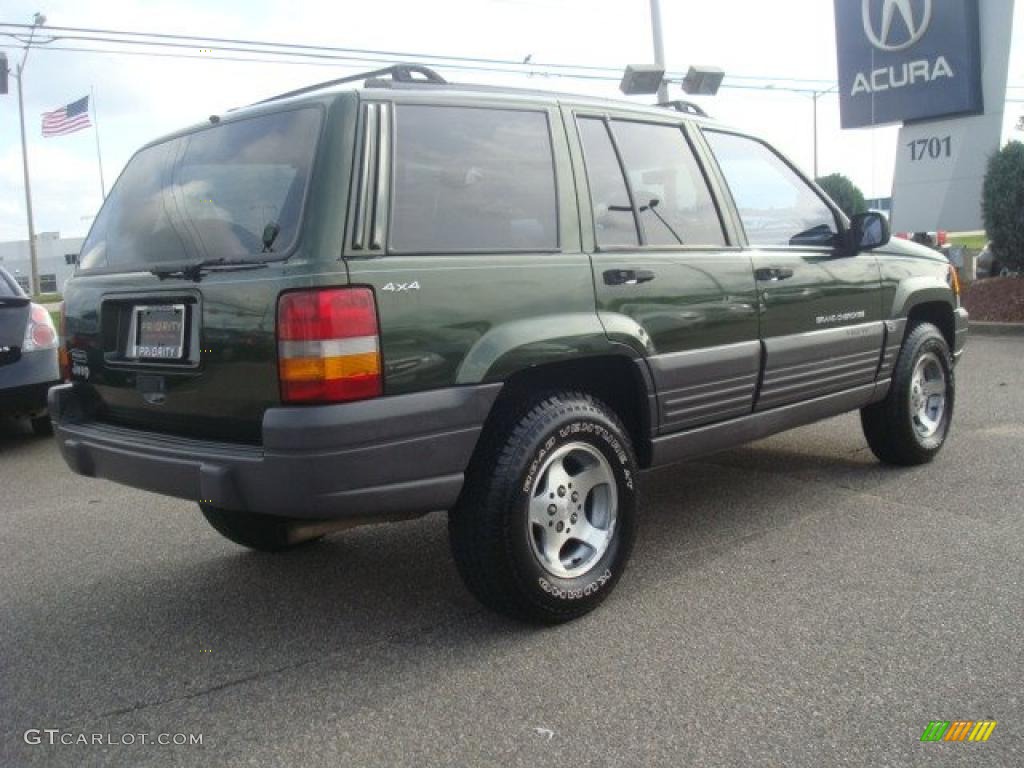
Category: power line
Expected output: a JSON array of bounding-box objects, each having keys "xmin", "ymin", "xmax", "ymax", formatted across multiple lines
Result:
[
  {"xmin": 0, "ymin": 21, "xmax": 842, "ymax": 90},
  {"xmin": 3, "ymin": 21, "xmax": 1019, "ymax": 97}
]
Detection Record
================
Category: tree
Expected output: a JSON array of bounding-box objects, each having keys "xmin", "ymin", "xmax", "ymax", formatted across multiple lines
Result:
[
  {"xmin": 982, "ymin": 141, "xmax": 1024, "ymax": 271},
  {"xmin": 815, "ymin": 173, "xmax": 867, "ymax": 219}
]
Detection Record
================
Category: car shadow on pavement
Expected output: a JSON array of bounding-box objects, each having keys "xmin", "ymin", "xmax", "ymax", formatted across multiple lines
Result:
[
  {"xmin": 6, "ymin": 438, "xmax": 912, "ymax": 726},
  {"xmin": 0, "ymin": 415, "xmax": 48, "ymax": 451}
]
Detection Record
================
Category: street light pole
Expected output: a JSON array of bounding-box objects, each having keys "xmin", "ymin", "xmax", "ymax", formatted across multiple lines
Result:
[
  {"xmin": 812, "ymin": 90, "xmax": 819, "ymax": 179},
  {"xmin": 649, "ymin": 0, "xmax": 668, "ymax": 103},
  {"xmin": 13, "ymin": 14, "xmax": 45, "ymax": 297},
  {"xmin": 15, "ymin": 62, "xmax": 40, "ymax": 296}
]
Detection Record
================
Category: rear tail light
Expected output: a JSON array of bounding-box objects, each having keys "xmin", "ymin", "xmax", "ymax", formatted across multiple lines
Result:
[
  {"xmin": 277, "ymin": 287, "xmax": 382, "ymax": 404},
  {"xmin": 23, "ymin": 303, "xmax": 58, "ymax": 353}
]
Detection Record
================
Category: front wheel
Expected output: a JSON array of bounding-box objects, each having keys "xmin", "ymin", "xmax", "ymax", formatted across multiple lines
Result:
[
  {"xmin": 861, "ymin": 322, "xmax": 954, "ymax": 466},
  {"xmin": 449, "ymin": 392, "xmax": 638, "ymax": 624}
]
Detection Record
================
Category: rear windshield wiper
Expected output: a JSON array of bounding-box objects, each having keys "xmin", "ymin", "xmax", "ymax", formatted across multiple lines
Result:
[{"xmin": 151, "ymin": 258, "xmax": 269, "ymax": 281}]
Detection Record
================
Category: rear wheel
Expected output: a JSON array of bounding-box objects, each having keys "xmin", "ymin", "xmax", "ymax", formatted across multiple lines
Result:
[
  {"xmin": 449, "ymin": 392, "xmax": 638, "ymax": 624},
  {"xmin": 199, "ymin": 505, "xmax": 323, "ymax": 552},
  {"xmin": 861, "ymin": 322, "xmax": 954, "ymax": 466},
  {"xmin": 30, "ymin": 414, "xmax": 53, "ymax": 437}
]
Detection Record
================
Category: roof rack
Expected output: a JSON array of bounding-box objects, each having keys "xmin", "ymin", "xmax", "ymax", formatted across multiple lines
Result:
[
  {"xmin": 656, "ymin": 99, "xmax": 709, "ymax": 118},
  {"xmin": 254, "ymin": 64, "xmax": 447, "ymax": 105}
]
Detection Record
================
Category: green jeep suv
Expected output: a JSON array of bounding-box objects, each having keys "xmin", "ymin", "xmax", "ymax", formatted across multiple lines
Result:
[{"xmin": 50, "ymin": 65, "xmax": 968, "ymax": 623}]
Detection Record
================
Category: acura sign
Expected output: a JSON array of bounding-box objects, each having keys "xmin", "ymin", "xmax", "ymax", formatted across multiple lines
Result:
[{"xmin": 835, "ymin": 0, "xmax": 983, "ymax": 129}]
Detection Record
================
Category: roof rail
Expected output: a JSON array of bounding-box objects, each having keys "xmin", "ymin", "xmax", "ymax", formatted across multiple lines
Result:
[
  {"xmin": 254, "ymin": 64, "xmax": 447, "ymax": 105},
  {"xmin": 656, "ymin": 99, "xmax": 709, "ymax": 118}
]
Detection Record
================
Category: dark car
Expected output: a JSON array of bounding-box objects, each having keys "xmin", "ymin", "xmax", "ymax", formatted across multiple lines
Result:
[
  {"xmin": 0, "ymin": 267, "xmax": 60, "ymax": 435},
  {"xmin": 49, "ymin": 65, "xmax": 967, "ymax": 623}
]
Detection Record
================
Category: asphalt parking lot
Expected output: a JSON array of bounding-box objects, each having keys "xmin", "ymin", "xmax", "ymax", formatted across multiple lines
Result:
[{"xmin": 1, "ymin": 336, "xmax": 1021, "ymax": 767}]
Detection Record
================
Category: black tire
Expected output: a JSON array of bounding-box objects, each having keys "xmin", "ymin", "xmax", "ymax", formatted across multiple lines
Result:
[
  {"xmin": 861, "ymin": 322, "xmax": 955, "ymax": 466},
  {"xmin": 199, "ymin": 505, "xmax": 323, "ymax": 552},
  {"xmin": 30, "ymin": 415, "xmax": 53, "ymax": 437},
  {"xmin": 449, "ymin": 392, "xmax": 638, "ymax": 624}
]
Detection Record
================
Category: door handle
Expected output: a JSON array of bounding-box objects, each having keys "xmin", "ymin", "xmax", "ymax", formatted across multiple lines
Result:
[
  {"xmin": 755, "ymin": 267, "xmax": 795, "ymax": 282},
  {"xmin": 603, "ymin": 269, "xmax": 656, "ymax": 286}
]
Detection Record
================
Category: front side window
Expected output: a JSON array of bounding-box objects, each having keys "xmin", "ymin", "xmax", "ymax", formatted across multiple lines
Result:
[
  {"xmin": 704, "ymin": 131, "xmax": 837, "ymax": 248},
  {"xmin": 391, "ymin": 106, "xmax": 558, "ymax": 252},
  {"xmin": 610, "ymin": 120, "xmax": 725, "ymax": 246}
]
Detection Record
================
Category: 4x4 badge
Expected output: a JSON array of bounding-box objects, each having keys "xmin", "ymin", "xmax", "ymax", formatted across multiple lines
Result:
[{"xmin": 382, "ymin": 281, "xmax": 420, "ymax": 293}]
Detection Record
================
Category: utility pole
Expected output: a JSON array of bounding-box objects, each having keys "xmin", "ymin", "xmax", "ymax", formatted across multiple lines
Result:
[
  {"xmin": 649, "ymin": 0, "xmax": 668, "ymax": 104},
  {"xmin": 16, "ymin": 62, "xmax": 39, "ymax": 296},
  {"xmin": 13, "ymin": 13, "xmax": 46, "ymax": 296},
  {"xmin": 812, "ymin": 91, "xmax": 819, "ymax": 179}
]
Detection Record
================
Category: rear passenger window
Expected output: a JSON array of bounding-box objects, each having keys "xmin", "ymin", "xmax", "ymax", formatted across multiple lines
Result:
[
  {"xmin": 391, "ymin": 106, "xmax": 558, "ymax": 253},
  {"xmin": 578, "ymin": 118, "xmax": 640, "ymax": 247},
  {"xmin": 610, "ymin": 121, "xmax": 725, "ymax": 246}
]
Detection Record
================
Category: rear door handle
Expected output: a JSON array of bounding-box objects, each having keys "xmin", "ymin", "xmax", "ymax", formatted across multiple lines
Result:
[
  {"xmin": 755, "ymin": 267, "xmax": 795, "ymax": 282},
  {"xmin": 603, "ymin": 269, "xmax": 656, "ymax": 286}
]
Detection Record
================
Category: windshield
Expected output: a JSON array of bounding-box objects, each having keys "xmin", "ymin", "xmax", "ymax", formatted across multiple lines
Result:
[{"xmin": 78, "ymin": 107, "xmax": 322, "ymax": 272}]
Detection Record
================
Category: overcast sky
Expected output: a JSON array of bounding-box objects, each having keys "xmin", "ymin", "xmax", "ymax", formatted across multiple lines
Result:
[{"xmin": 1, "ymin": 0, "xmax": 1022, "ymax": 242}]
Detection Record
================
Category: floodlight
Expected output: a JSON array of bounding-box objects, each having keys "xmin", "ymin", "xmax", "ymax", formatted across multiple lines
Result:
[
  {"xmin": 620, "ymin": 64, "xmax": 666, "ymax": 96},
  {"xmin": 681, "ymin": 66, "xmax": 725, "ymax": 96}
]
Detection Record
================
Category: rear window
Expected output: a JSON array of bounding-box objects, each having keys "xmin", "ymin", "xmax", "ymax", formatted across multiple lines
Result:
[
  {"xmin": 390, "ymin": 105, "xmax": 558, "ymax": 253},
  {"xmin": 0, "ymin": 268, "xmax": 24, "ymax": 297},
  {"xmin": 79, "ymin": 108, "xmax": 322, "ymax": 271}
]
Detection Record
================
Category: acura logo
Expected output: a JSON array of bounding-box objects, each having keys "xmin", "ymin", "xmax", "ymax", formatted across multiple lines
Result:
[{"xmin": 862, "ymin": 0, "xmax": 932, "ymax": 52}]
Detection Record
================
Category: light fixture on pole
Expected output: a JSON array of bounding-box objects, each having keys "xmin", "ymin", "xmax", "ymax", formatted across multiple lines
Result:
[
  {"xmin": 681, "ymin": 66, "xmax": 725, "ymax": 96},
  {"xmin": 619, "ymin": 64, "xmax": 667, "ymax": 96}
]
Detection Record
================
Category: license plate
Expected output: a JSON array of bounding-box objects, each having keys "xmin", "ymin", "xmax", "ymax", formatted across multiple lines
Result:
[{"xmin": 128, "ymin": 304, "xmax": 187, "ymax": 360}]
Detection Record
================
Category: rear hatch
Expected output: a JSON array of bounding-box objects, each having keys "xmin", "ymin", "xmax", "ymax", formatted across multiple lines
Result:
[
  {"xmin": 0, "ymin": 271, "xmax": 30, "ymax": 367},
  {"xmin": 63, "ymin": 104, "xmax": 347, "ymax": 443}
]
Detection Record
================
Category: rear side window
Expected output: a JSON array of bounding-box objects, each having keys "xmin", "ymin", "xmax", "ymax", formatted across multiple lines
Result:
[
  {"xmin": 611, "ymin": 121, "xmax": 725, "ymax": 246},
  {"xmin": 79, "ymin": 108, "xmax": 322, "ymax": 271},
  {"xmin": 704, "ymin": 131, "xmax": 837, "ymax": 248},
  {"xmin": 578, "ymin": 118, "xmax": 725, "ymax": 247},
  {"xmin": 390, "ymin": 106, "xmax": 558, "ymax": 253},
  {"xmin": 578, "ymin": 118, "xmax": 640, "ymax": 247}
]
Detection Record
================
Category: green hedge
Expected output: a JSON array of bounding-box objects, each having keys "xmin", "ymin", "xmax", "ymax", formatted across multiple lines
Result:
[{"xmin": 982, "ymin": 141, "xmax": 1024, "ymax": 271}]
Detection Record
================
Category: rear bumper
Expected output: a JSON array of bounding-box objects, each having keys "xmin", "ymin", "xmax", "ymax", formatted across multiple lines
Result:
[
  {"xmin": 49, "ymin": 383, "xmax": 501, "ymax": 520},
  {"xmin": 0, "ymin": 349, "xmax": 60, "ymax": 416},
  {"xmin": 953, "ymin": 306, "xmax": 969, "ymax": 363}
]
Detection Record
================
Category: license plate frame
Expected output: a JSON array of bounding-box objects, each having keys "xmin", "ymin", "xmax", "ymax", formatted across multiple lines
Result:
[{"xmin": 127, "ymin": 304, "xmax": 187, "ymax": 361}]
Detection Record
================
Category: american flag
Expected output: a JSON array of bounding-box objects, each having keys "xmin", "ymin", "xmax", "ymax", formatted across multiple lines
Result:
[{"xmin": 41, "ymin": 96, "xmax": 92, "ymax": 137}]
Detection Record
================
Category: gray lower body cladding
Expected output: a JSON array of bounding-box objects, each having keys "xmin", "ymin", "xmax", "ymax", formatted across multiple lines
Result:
[
  {"xmin": 649, "ymin": 341, "xmax": 761, "ymax": 433},
  {"xmin": 49, "ymin": 383, "xmax": 502, "ymax": 520},
  {"xmin": 758, "ymin": 322, "xmax": 885, "ymax": 410}
]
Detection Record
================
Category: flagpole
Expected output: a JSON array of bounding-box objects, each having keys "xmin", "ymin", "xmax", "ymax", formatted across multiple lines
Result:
[{"xmin": 91, "ymin": 85, "xmax": 106, "ymax": 199}]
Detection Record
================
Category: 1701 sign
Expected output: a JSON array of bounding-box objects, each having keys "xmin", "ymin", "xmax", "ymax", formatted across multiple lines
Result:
[{"xmin": 906, "ymin": 135, "xmax": 953, "ymax": 162}]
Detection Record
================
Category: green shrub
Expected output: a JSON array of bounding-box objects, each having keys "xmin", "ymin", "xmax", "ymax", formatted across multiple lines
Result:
[
  {"xmin": 815, "ymin": 173, "xmax": 867, "ymax": 219},
  {"xmin": 982, "ymin": 141, "xmax": 1024, "ymax": 271}
]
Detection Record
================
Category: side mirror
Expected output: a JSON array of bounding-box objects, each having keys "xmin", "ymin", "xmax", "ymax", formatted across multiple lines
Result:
[{"xmin": 846, "ymin": 211, "xmax": 890, "ymax": 255}]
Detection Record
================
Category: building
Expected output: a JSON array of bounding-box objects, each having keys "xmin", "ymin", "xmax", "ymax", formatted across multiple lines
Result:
[{"xmin": 0, "ymin": 232, "xmax": 84, "ymax": 295}]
